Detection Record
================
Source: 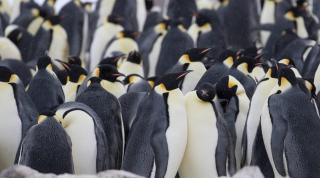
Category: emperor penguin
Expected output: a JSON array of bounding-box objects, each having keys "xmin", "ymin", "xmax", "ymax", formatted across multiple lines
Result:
[
  {"xmin": 166, "ymin": 0, "xmax": 197, "ymax": 29},
  {"xmin": 0, "ymin": 37, "xmax": 22, "ymax": 60},
  {"xmin": 0, "ymin": 59, "xmax": 33, "ymax": 87},
  {"xmin": 156, "ymin": 20, "xmax": 194, "ymax": 76},
  {"xmin": 216, "ymin": 75, "xmax": 250, "ymax": 170},
  {"xmin": 59, "ymin": 0, "xmax": 87, "ymax": 57},
  {"xmin": 188, "ymin": 9, "xmax": 225, "ymax": 48},
  {"xmin": 56, "ymin": 61, "xmax": 88, "ymax": 102},
  {"xmin": 42, "ymin": 0, "xmax": 56, "ymax": 16},
  {"xmin": 5, "ymin": 25, "xmax": 34, "ymax": 63},
  {"xmin": 54, "ymin": 102, "xmax": 109, "ymax": 174},
  {"xmin": 18, "ymin": 117, "xmax": 74, "ymax": 174},
  {"xmin": 168, "ymin": 48, "xmax": 209, "ymax": 94},
  {"xmin": 103, "ymin": 30, "xmax": 139, "ymax": 59},
  {"xmin": 0, "ymin": 66, "xmax": 38, "ymax": 171},
  {"xmin": 122, "ymin": 71, "xmax": 190, "ymax": 178},
  {"xmin": 153, "ymin": 71, "xmax": 190, "ymax": 178},
  {"xmin": 76, "ymin": 77, "xmax": 124, "ymax": 169},
  {"xmin": 179, "ymin": 83, "xmax": 236, "ymax": 178},
  {"xmin": 244, "ymin": 65, "xmax": 278, "ymax": 166},
  {"xmin": 92, "ymin": 64, "xmax": 126, "ymax": 98},
  {"xmin": 89, "ymin": 15, "xmax": 124, "ymax": 71},
  {"xmin": 261, "ymin": 68, "xmax": 320, "ymax": 178},
  {"xmin": 260, "ymin": 0, "xmax": 281, "ymax": 46},
  {"xmin": 95, "ymin": 0, "xmax": 116, "ymax": 27},
  {"xmin": 118, "ymin": 51, "xmax": 144, "ymax": 77},
  {"xmin": 139, "ymin": 20, "xmax": 169, "ymax": 77},
  {"xmin": 26, "ymin": 56, "xmax": 65, "ymax": 114}
]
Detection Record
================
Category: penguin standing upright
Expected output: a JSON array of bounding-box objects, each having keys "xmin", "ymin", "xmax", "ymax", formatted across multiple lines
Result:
[
  {"xmin": 27, "ymin": 56, "xmax": 65, "ymax": 114},
  {"xmin": 156, "ymin": 20, "xmax": 194, "ymax": 75},
  {"xmin": 216, "ymin": 75, "xmax": 250, "ymax": 170},
  {"xmin": 59, "ymin": 0, "xmax": 84, "ymax": 57},
  {"xmin": 0, "ymin": 66, "xmax": 38, "ymax": 171},
  {"xmin": 18, "ymin": 117, "xmax": 74, "ymax": 174},
  {"xmin": 103, "ymin": 30, "xmax": 139, "ymax": 59},
  {"xmin": 179, "ymin": 83, "xmax": 236, "ymax": 178},
  {"xmin": 138, "ymin": 20, "xmax": 169, "ymax": 77},
  {"xmin": 261, "ymin": 68, "xmax": 320, "ymax": 178},
  {"xmin": 90, "ymin": 15, "xmax": 124, "ymax": 71},
  {"xmin": 166, "ymin": 0, "xmax": 197, "ymax": 29},
  {"xmin": 76, "ymin": 77, "xmax": 124, "ymax": 169},
  {"xmin": 55, "ymin": 102, "xmax": 108, "ymax": 174},
  {"xmin": 168, "ymin": 48, "xmax": 209, "ymax": 94},
  {"xmin": 122, "ymin": 71, "xmax": 189, "ymax": 178},
  {"xmin": 118, "ymin": 51, "xmax": 144, "ymax": 76},
  {"xmin": 244, "ymin": 65, "xmax": 278, "ymax": 165}
]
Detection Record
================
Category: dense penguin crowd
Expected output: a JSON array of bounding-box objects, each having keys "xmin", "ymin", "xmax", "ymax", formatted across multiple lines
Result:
[{"xmin": 0, "ymin": 0, "xmax": 320, "ymax": 178}]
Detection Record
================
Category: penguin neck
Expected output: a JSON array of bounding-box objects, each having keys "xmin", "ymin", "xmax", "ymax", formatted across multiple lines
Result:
[
  {"xmin": 250, "ymin": 66, "xmax": 265, "ymax": 82},
  {"xmin": 260, "ymin": 1, "xmax": 276, "ymax": 24},
  {"xmin": 236, "ymin": 63, "xmax": 249, "ymax": 75},
  {"xmin": 296, "ymin": 17, "xmax": 308, "ymax": 39},
  {"xmin": 101, "ymin": 80, "xmax": 125, "ymax": 98},
  {"xmin": 63, "ymin": 81, "xmax": 81, "ymax": 102}
]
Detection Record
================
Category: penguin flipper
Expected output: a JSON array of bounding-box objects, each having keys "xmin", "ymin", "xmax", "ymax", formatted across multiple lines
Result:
[
  {"xmin": 151, "ymin": 130, "xmax": 168, "ymax": 178},
  {"xmin": 269, "ymin": 97, "xmax": 287, "ymax": 177},
  {"xmin": 214, "ymin": 101, "xmax": 237, "ymax": 176}
]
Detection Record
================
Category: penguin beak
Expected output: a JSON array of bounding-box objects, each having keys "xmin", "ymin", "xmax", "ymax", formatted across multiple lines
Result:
[
  {"xmin": 112, "ymin": 72, "xmax": 125, "ymax": 77},
  {"xmin": 177, "ymin": 70, "xmax": 193, "ymax": 79}
]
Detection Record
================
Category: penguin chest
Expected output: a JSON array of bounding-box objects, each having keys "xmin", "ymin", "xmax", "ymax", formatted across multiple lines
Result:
[
  {"xmin": 182, "ymin": 63, "xmax": 206, "ymax": 94},
  {"xmin": 180, "ymin": 92, "xmax": 219, "ymax": 178},
  {"xmin": 105, "ymin": 39, "xmax": 138, "ymax": 58},
  {"xmin": 0, "ymin": 84, "xmax": 21, "ymax": 170},
  {"xmin": 119, "ymin": 62, "xmax": 143, "ymax": 76},
  {"xmin": 63, "ymin": 111, "xmax": 97, "ymax": 174},
  {"xmin": 48, "ymin": 26, "xmax": 69, "ymax": 65},
  {"xmin": 148, "ymin": 35, "xmax": 165, "ymax": 77},
  {"xmin": 27, "ymin": 17, "xmax": 44, "ymax": 35},
  {"xmin": 164, "ymin": 90, "xmax": 187, "ymax": 178},
  {"xmin": 101, "ymin": 80, "xmax": 125, "ymax": 98},
  {"xmin": 63, "ymin": 82, "xmax": 80, "ymax": 102}
]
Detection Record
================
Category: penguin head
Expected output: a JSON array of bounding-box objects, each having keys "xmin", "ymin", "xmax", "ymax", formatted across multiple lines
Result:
[
  {"xmin": 169, "ymin": 18, "xmax": 187, "ymax": 31},
  {"xmin": 107, "ymin": 15, "xmax": 124, "ymax": 25},
  {"xmin": 116, "ymin": 30, "xmax": 139, "ymax": 40},
  {"xmin": 0, "ymin": 66, "xmax": 20, "ymax": 84},
  {"xmin": 155, "ymin": 71, "xmax": 192, "ymax": 93},
  {"xmin": 196, "ymin": 83, "xmax": 216, "ymax": 102},
  {"xmin": 284, "ymin": 7, "xmax": 304, "ymax": 21},
  {"xmin": 37, "ymin": 56, "xmax": 53, "ymax": 71},
  {"xmin": 219, "ymin": 50, "xmax": 236, "ymax": 67},
  {"xmin": 67, "ymin": 56, "xmax": 82, "ymax": 66},
  {"xmin": 99, "ymin": 55, "xmax": 124, "ymax": 68},
  {"xmin": 67, "ymin": 65, "xmax": 87, "ymax": 83},
  {"xmin": 232, "ymin": 56, "xmax": 255, "ymax": 74},
  {"xmin": 296, "ymin": 0, "xmax": 309, "ymax": 9},
  {"xmin": 196, "ymin": 12, "xmax": 211, "ymax": 28},
  {"xmin": 216, "ymin": 75, "xmax": 246, "ymax": 100},
  {"xmin": 31, "ymin": 7, "xmax": 47, "ymax": 18},
  {"xmin": 87, "ymin": 77, "xmax": 102, "ymax": 87},
  {"xmin": 46, "ymin": 15, "xmax": 61, "ymax": 26},
  {"xmin": 155, "ymin": 20, "xmax": 170, "ymax": 33},
  {"xmin": 93, "ymin": 64, "xmax": 125, "ymax": 82},
  {"xmin": 179, "ymin": 48, "xmax": 211, "ymax": 64},
  {"xmin": 277, "ymin": 67, "xmax": 297, "ymax": 90},
  {"xmin": 145, "ymin": 0, "xmax": 154, "ymax": 11},
  {"xmin": 265, "ymin": 64, "xmax": 279, "ymax": 79},
  {"xmin": 123, "ymin": 74, "xmax": 144, "ymax": 85},
  {"xmin": 127, "ymin": 51, "xmax": 142, "ymax": 65}
]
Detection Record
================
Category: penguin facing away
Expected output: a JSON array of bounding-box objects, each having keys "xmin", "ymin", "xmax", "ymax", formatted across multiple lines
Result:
[
  {"xmin": 55, "ymin": 102, "xmax": 109, "ymax": 174},
  {"xmin": 0, "ymin": 66, "xmax": 38, "ymax": 171},
  {"xmin": 18, "ymin": 117, "xmax": 74, "ymax": 174},
  {"xmin": 76, "ymin": 77, "xmax": 124, "ymax": 170}
]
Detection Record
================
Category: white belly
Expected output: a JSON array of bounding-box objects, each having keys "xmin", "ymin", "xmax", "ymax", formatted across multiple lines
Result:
[
  {"xmin": 63, "ymin": 82, "xmax": 79, "ymax": 102},
  {"xmin": 0, "ymin": 83, "xmax": 21, "ymax": 171},
  {"xmin": 165, "ymin": 90, "xmax": 187, "ymax": 178},
  {"xmin": 179, "ymin": 92, "xmax": 219, "ymax": 178},
  {"xmin": 104, "ymin": 39, "xmax": 138, "ymax": 58},
  {"xmin": 64, "ymin": 111, "xmax": 97, "ymax": 174},
  {"xmin": 246, "ymin": 79, "xmax": 276, "ymax": 164},
  {"xmin": 148, "ymin": 35, "xmax": 165, "ymax": 77}
]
